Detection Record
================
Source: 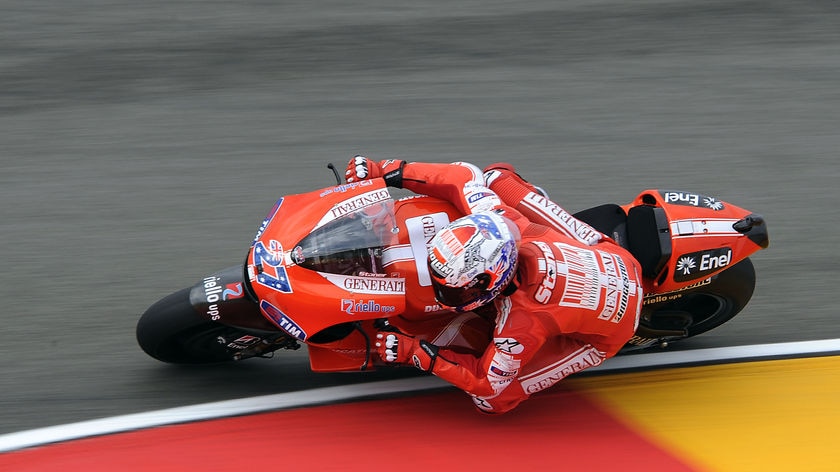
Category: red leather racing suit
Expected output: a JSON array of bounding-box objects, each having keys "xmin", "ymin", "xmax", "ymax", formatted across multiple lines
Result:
[{"xmin": 389, "ymin": 160, "xmax": 644, "ymax": 414}]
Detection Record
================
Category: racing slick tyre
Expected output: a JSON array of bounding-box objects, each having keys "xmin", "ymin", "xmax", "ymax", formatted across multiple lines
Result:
[
  {"xmin": 634, "ymin": 258, "xmax": 756, "ymax": 347},
  {"xmin": 136, "ymin": 287, "xmax": 237, "ymax": 364}
]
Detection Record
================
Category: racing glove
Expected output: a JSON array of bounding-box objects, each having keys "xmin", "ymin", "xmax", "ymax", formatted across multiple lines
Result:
[
  {"xmin": 345, "ymin": 156, "xmax": 405, "ymax": 187},
  {"xmin": 375, "ymin": 331, "xmax": 439, "ymax": 372}
]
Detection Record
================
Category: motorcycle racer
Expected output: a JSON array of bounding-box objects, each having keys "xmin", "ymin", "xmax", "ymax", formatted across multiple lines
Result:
[{"xmin": 346, "ymin": 156, "xmax": 643, "ymax": 414}]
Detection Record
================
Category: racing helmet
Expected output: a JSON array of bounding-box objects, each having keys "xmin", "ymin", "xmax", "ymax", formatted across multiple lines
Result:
[{"xmin": 427, "ymin": 210, "xmax": 520, "ymax": 312}]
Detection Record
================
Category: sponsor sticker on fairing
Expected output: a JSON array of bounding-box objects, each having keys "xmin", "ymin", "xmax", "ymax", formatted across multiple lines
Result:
[
  {"xmin": 222, "ymin": 282, "xmax": 245, "ymax": 300},
  {"xmin": 321, "ymin": 273, "xmax": 406, "ymax": 294},
  {"xmin": 661, "ymin": 190, "xmax": 725, "ymax": 211},
  {"xmin": 318, "ymin": 179, "xmax": 374, "ymax": 197},
  {"xmin": 340, "ymin": 299, "xmax": 397, "ymax": 315},
  {"xmin": 673, "ymin": 247, "xmax": 733, "ymax": 282},
  {"xmin": 643, "ymin": 277, "xmax": 712, "ymax": 305},
  {"xmin": 260, "ymin": 300, "xmax": 306, "ymax": 341},
  {"xmin": 199, "ymin": 278, "xmax": 252, "ymax": 321}
]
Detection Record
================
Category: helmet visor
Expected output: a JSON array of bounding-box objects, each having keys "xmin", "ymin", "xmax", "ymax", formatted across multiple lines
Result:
[{"xmin": 429, "ymin": 273, "xmax": 490, "ymax": 310}]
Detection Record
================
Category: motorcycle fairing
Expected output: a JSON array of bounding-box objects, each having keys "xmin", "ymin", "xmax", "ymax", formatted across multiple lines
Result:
[
  {"xmin": 187, "ymin": 265, "xmax": 276, "ymax": 332},
  {"xmin": 248, "ymin": 180, "xmax": 408, "ymax": 339},
  {"xmin": 624, "ymin": 189, "xmax": 768, "ymax": 294}
]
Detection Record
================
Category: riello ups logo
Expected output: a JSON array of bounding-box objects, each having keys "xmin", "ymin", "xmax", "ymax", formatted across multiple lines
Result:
[{"xmin": 674, "ymin": 247, "xmax": 733, "ymax": 282}]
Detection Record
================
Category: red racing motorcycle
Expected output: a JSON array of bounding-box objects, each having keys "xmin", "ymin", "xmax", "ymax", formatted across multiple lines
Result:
[{"xmin": 137, "ymin": 168, "xmax": 769, "ymax": 370}]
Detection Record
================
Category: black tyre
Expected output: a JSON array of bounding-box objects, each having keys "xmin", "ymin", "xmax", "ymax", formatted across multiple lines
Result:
[
  {"xmin": 136, "ymin": 288, "xmax": 238, "ymax": 363},
  {"xmin": 629, "ymin": 258, "xmax": 756, "ymax": 350}
]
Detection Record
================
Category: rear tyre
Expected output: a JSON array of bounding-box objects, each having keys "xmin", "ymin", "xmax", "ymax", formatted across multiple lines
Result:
[{"xmin": 629, "ymin": 258, "xmax": 756, "ymax": 351}]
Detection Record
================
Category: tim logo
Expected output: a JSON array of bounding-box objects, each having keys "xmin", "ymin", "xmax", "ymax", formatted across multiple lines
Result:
[{"xmin": 260, "ymin": 300, "xmax": 306, "ymax": 341}]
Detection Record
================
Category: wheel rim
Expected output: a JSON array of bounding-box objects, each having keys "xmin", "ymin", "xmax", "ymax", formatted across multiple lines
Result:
[
  {"xmin": 171, "ymin": 324, "xmax": 237, "ymax": 362},
  {"xmin": 646, "ymin": 293, "xmax": 733, "ymax": 335}
]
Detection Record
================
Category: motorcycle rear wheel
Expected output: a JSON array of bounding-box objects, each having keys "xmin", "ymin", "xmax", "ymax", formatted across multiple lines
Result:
[{"xmin": 627, "ymin": 257, "xmax": 756, "ymax": 351}]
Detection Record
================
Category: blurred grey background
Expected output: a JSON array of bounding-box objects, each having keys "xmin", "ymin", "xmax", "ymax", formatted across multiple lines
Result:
[{"xmin": 2, "ymin": 0, "xmax": 838, "ymax": 434}]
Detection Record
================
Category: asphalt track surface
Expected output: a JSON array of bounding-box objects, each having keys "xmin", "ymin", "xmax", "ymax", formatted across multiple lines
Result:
[{"xmin": 2, "ymin": 0, "xmax": 839, "ymax": 436}]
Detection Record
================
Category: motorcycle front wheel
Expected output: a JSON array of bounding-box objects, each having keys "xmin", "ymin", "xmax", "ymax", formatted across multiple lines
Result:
[
  {"xmin": 137, "ymin": 288, "xmax": 247, "ymax": 363},
  {"xmin": 137, "ymin": 288, "xmax": 300, "ymax": 364}
]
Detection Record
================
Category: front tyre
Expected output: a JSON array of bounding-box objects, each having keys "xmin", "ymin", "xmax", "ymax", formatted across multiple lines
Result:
[{"xmin": 137, "ymin": 288, "xmax": 242, "ymax": 363}]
